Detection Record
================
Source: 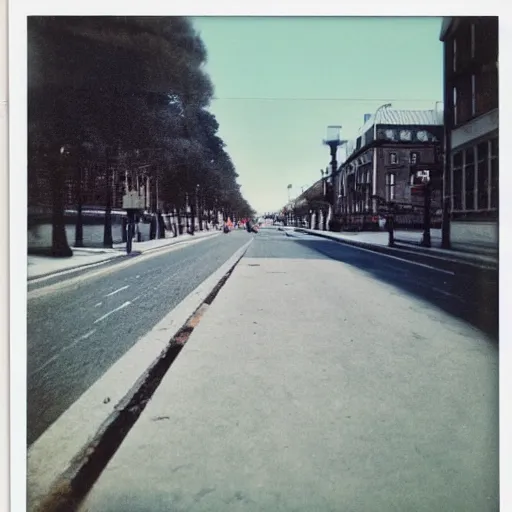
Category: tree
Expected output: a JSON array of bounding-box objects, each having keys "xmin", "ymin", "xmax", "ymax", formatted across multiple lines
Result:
[{"xmin": 28, "ymin": 16, "xmax": 255, "ymax": 252}]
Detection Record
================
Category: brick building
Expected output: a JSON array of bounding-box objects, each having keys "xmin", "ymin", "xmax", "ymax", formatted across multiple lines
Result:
[
  {"xmin": 440, "ymin": 17, "xmax": 498, "ymax": 250},
  {"xmin": 335, "ymin": 108, "xmax": 444, "ymax": 230}
]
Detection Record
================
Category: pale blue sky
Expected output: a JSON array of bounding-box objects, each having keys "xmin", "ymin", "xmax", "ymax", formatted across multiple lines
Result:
[{"xmin": 192, "ymin": 17, "xmax": 443, "ymax": 213}]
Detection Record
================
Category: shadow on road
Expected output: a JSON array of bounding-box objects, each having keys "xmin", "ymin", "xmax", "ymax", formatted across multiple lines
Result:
[{"xmin": 290, "ymin": 236, "xmax": 498, "ymax": 342}]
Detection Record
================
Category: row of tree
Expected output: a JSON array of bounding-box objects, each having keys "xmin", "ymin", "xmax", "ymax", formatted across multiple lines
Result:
[{"xmin": 28, "ymin": 16, "xmax": 255, "ymax": 256}]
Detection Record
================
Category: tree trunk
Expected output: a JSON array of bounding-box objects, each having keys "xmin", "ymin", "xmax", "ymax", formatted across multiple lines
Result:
[
  {"xmin": 175, "ymin": 207, "xmax": 182, "ymax": 237},
  {"xmin": 51, "ymin": 163, "xmax": 72, "ymax": 257},
  {"xmin": 190, "ymin": 202, "xmax": 196, "ymax": 235},
  {"xmin": 198, "ymin": 195, "xmax": 203, "ymax": 231},
  {"xmin": 103, "ymin": 152, "xmax": 113, "ymax": 248},
  {"xmin": 75, "ymin": 164, "xmax": 84, "ymax": 247}
]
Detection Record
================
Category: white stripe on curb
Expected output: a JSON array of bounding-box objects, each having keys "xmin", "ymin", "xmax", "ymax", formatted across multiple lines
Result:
[{"xmin": 27, "ymin": 237, "xmax": 253, "ymax": 511}]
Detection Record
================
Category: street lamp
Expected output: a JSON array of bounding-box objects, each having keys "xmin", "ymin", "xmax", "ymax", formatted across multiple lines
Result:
[
  {"xmin": 323, "ymin": 126, "xmax": 344, "ymax": 230},
  {"xmin": 195, "ymin": 183, "xmax": 201, "ymax": 232}
]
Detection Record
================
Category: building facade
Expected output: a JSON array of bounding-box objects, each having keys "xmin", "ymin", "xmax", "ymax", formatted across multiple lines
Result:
[
  {"xmin": 440, "ymin": 17, "xmax": 498, "ymax": 249},
  {"xmin": 335, "ymin": 109, "xmax": 444, "ymax": 230}
]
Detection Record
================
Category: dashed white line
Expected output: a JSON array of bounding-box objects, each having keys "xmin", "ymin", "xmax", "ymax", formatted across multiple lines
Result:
[
  {"xmin": 94, "ymin": 302, "xmax": 103, "ymax": 308},
  {"xmin": 93, "ymin": 301, "xmax": 132, "ymax": 324},
  {"xmin": 32, "ymin": 329, "xmax": 97, "ymax": 376},
  {"xmin": 105, "ymin": 285, "xmax": 130, "ymax": 297}
]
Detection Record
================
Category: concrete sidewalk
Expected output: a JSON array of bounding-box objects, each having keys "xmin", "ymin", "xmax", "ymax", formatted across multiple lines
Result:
[
  {"xmin": 27, "ymin": 230, "xmax": 220, "ymax": 280},
  {"xmin": 297, "ymin": 228, "xmax": 498, "ymax": 267},
  {"xmin": 79, "ymin": 256, "xmax": 498, "ymax": 512}
]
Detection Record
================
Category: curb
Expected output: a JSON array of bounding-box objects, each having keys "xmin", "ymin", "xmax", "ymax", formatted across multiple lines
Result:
[
  {"xmin": 28, "ymin": 232, "xmax": 221, "ymax": 283},
  {"xmin": 27, "ymin": 254, "xmax": 129, "ymax": 283},
  {"xmin": 294, "ymin": 228, "xmax": 498, "ymax": 272},
  {"xmin": 28, "ymin": 238, "xmax": 253, "ymax": 512},
  {"xmin": 140, "ymin": 231, "xmax": 220, "ymax": 255}
]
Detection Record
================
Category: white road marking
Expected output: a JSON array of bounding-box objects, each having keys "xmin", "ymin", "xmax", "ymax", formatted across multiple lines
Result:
[
  {"xmin": 355, "ymin": 247, "xmax": 455, "ymax": 275},
  {"xmin": 309, "ymin": 238, "xmax": 456, "ymax": 275},
  {"xmin": 93, "ymin": 301, "xmax": 132, "ymax": 324},
  {"xmin": 32, "ymin": 329, "xmax": 97, "ymax": 376},
  {"xmin": 94, "ymin": 302, "xmax": 102, "ymax": 308},
  {"xmin": 296, "ymin": 230, "xmax": 496, "ymax": 270},
  {"xmin": 105, "ymin": 285, "xmax": 130, "ymax": 297}
]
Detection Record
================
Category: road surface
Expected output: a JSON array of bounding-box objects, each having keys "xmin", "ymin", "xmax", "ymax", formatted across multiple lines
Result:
[
  {"xmin": 27, "ymin": 231, "xmax": 250, "ymax": 445},
  {"xmin": 28, "ymin": 227, "xmax": 497, "ymax": 446},
  {"xmin": 77, "ymin": 227, "xmax": 498, "ymax": 512}
]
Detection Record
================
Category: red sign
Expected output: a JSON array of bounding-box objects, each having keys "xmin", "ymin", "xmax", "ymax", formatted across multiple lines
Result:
[{"xmin": 411, "ymin": 184, "xmax": 425, "ymax": 196}]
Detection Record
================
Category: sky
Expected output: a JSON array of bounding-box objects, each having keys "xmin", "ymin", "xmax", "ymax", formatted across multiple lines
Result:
[{"xmin": 191, "ymin": 16, "xmax": 444, "ymax": 214}]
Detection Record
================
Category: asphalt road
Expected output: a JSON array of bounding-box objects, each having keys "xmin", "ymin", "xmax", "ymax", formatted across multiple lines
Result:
[
  {"xmin": 28, "ymin": 227, "xmax": 498, "ymax": 446},
  {"xmin": 282, "ymin": 230, "xmax": 498, "ymax": 339},
  {"xmin": 27, "ymin": 230, "xmax": 252, "ymax": 445}
]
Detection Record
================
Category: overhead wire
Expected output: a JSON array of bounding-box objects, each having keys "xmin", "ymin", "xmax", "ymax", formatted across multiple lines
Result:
[{"xmin": 211, "ymin": 96, "xmax": 440, "ymax": 103}]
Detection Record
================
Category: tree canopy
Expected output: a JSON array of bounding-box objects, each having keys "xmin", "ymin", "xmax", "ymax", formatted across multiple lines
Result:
[{"xmin": 28, "ymin": 16, "xmax": 255, "ymax": 241}]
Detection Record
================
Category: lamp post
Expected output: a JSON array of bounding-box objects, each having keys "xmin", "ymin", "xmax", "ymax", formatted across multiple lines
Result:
[
  {"xmin": 323, "ymin": 125, "xmax": 344, "ymax": 231},
  {"xmin": 185, "ymin": 192, "xmax": 190, "ymax": 233},
  {"xmin": 195, "ymin": 183, "xmax": 202, "ymax": 231},
  {"xmin": 320, "ymin": 168, "xmax": 327, "ymax": 230}
]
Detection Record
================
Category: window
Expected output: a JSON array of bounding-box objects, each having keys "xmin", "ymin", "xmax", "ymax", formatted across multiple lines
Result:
[
  {"xmin": 365, "ymin": 171, "xmax": 371, "ymax": 209},
  {"xmin": 490, "ymin": 138, "xmax": 498, "ymax": 209},
  {"xmin": 452, "ymin": 152, "xmax": 463, "ymax": 210},
  {"xmin": 477, "ymin": 142, "xmax": 489, "ymax": 210},
  {"xmin": 464, "ymin": 147, "xmax": 476, "ymax": 211},
  {"xmin": 389, "ymin": 152, "xmax": 398, "ymax": 165},
  {"xmin": 386, "ymin": 173, "xmax": 396, "ymax": 201},
  {"xmin": 410, "ymin": 152, "xmax": 419, "ymax": 165}
]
